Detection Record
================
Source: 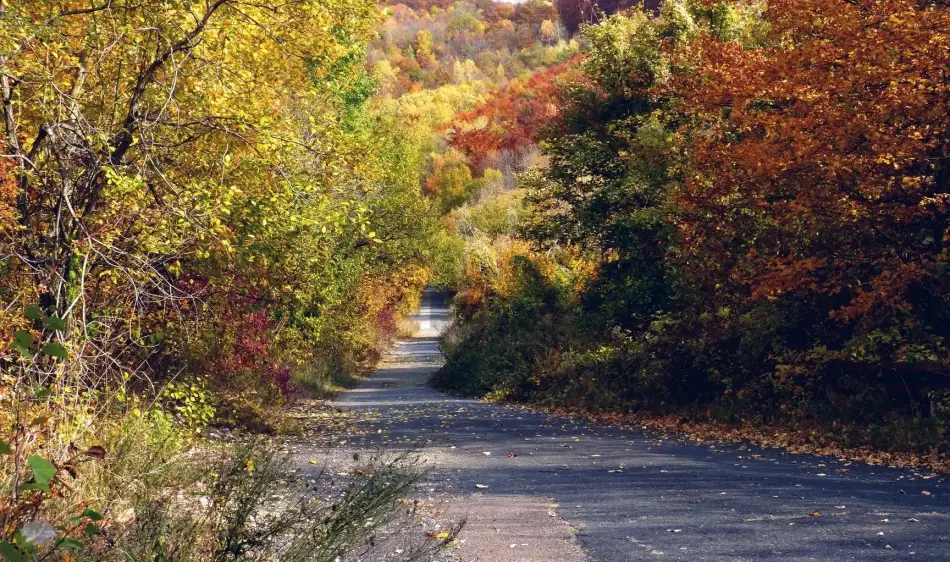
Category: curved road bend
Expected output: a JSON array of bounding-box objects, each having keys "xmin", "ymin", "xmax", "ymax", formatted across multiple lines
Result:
[{"xmin": 336, "ymin": 288, "xmax": 950, "ymax": 562}]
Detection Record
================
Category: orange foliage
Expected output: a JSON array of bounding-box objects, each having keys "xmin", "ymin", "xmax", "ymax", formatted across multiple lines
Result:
[
  {"xmin": 675, "ymin": 0, "xmax": 950, "ymax": 327},
  {"xmin": 446, "ymin": 60, "xmax": 577, "ymax": 171}
]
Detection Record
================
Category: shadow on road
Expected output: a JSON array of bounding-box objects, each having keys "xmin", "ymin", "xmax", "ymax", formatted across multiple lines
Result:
[{"xmin": 336, "ymin": 290, "xmax": 950, "ymax": 562}]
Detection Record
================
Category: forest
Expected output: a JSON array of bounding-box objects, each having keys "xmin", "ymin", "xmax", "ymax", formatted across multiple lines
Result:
[{"xmin": 1, "ymin": 0, "xmax": 948, "ymax": 559}]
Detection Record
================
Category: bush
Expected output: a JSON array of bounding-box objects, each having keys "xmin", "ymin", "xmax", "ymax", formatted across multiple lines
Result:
[{"xmin": 1, "ymin": 423, "xmax": 455, "ymax": 562}]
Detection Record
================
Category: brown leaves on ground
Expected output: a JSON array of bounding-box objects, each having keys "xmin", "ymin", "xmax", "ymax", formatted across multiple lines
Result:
[{"xmin": 536, "ymin": 406, "xmax": 950, "ymax": 473}]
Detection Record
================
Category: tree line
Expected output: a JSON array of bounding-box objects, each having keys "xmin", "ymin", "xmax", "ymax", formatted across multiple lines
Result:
[
  {"xmin": 435, "ymin": 0, "xmax": 950, "ymax": 464},
  {"xmin": 0, "ymin": 0, "xmax": 451, "ymax": 558}
]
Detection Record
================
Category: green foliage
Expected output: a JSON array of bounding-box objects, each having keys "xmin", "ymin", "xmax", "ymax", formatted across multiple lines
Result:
[
  {"xmin": 459, "ymin": 189, "xmax": 528, "ymax": 239},
  {"xmin": 425, "ymin": 149, "xmax": 479, "ymax": 212},
  {"xmin": 428, "ymin": 231, "xmax": 468, "ymax": 288},
  {"xmin": 160, "ymin": 380, "xmax": 217, "ymax": 432},
  {"xmin": 436, "ymin": 254, "xmax": 574, "ymax": 398}
]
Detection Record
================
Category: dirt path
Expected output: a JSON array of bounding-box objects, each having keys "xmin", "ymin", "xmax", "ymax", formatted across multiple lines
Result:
[{"xmin": 332, "ymin": 289, "xmax": 950, "ymax": 561}]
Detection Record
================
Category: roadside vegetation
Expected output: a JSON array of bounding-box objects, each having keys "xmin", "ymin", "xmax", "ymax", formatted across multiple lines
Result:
[
  {"xmin": 433, "ymin": 0, "xmax": 950, "ymax": 467},
  {"xmin": 0, "ymin": 0, "xmax": 457, "ymax": 557},
  {"xmin": 1, "ymin": 0, "xmax": 568, "ymax": 555}
]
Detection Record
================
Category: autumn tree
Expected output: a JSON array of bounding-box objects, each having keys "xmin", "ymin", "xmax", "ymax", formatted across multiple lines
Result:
[
  {"xmin": 540, "ymin": 19, "xmax": 561, "ymax": 43},
  {"xmin": 447, "ymin": 61, "xmax": 575, "ymax": 172},
  {"xmin": 675, "ymin": 0, "xmax": 950, "ymax": 399},
  {"xmin": 438, "ymin": 0, "xmax": 950, "ymax": 456},
  {"xmin": 0, "ymin": 0, "xmax": 438, "ymax": 459},
  {"xmin": 425, "ymin": 149, "xmax": 477, "ymax": 211}
]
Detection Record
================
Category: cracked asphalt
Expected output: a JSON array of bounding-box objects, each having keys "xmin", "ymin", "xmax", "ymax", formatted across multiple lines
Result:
[{"xmin": 335, "ymin": 288, "xmax": 950, "ymax": 561}]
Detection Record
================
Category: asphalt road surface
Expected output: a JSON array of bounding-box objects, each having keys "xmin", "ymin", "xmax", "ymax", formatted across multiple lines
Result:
[{"xmin": 336, "ymin": 288, "xmax": 950, "ymax": 561}]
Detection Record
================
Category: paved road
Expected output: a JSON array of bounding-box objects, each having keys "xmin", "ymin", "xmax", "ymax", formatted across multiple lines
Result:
[{"xmin": 337, "ymin": 288, "xmax": 950, "ymax": 561}]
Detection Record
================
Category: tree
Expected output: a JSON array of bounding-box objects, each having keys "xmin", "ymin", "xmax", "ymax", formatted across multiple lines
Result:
[
  {"xmin": 675, "ymin": 0, "xmax": 950, "ymax": 392},
  {"xmin": 540, "ymin": 19, "xmax": 561, "ymax": 43},
  {"xmin": 425, "ymin": 149, "xmax": 477, "ymax": 211},
  {"xmin": 524, "ymin": 11, "xmax": 683, "ymax": 328},
  {"xmin": 0, "ymin": 0, "xmax": 435, "ymax": 428},
  {"xmin": 447, "ymin": 61, "xmax": 575, "ymax": 172}
]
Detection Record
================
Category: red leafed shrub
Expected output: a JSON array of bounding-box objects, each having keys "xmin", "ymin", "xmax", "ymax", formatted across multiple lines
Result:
[{"xmin": 226, "ymin": 310, "xmax": 300, "ymax": 400}]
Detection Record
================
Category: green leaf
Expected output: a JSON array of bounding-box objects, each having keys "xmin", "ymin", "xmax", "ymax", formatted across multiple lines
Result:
[
  {"xmin": 13, "ymin": 331, "xmax": 34, "ymax": 347},
  {"xmin": 28, "ymin": 455, "xmax": 56, "ymax": 488},
  {"xmin": 56, "ymin": 538, "xmax": 82, "ymax": 551},
  {"xmin": 80, "ymin": 508, "xmax": 103, "ymax": 522},
  {"xmin": 83, "ymin": 523, "xmax": 101, "ymax": 536},
  {"xmin": 33, "ymin": 387, "xmax": 52, "ymax": 400},
  {"xmin": 0, "ymin": 440, "xmax": 11, "ymax": 455},
  {"xmin": 44, "ymin": 316, "xmax": 67, "ymax": 331},
  {"xmin": 40, "ymin": 343, "xmax": 67, "ymax": 360},
  {"xmin": 10, "ymin": 331, "xmax": 35, "ymax": 358},
  {"xmin": 24, "ymin": 306, "xmax": 42, "ymax": 321},
  {"xmin": 0, "ymin": 542, "xmax": 25, "ymax": 562}
]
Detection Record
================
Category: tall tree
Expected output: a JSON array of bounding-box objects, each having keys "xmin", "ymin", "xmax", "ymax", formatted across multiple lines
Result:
[{"xmin": 675, "ymin": 0, "xmax": 950, "ymax": 382}]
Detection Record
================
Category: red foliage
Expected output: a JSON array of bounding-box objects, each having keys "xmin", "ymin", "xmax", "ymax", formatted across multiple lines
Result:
[
  {"xmin": 223, "ymin": 310, "xmax": 300, "ymax": 399},
  {"xmin": 446, "ymin": 60, "xmax": 578, "ymax": 171},
  {"xmin": 674, "ymin": 0, "xmax": 950, "ymax": 328}
]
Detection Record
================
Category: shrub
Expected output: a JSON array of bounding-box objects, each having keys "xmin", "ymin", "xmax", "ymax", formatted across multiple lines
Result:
[{"xmin": 1, "ymin": 422, "xmax": 455, "ymax": 562}]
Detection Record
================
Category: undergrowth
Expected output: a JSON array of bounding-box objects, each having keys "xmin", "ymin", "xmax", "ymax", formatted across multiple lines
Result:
[
  {"xmin": 434, "ymin": 266, "xmax": 950, "ymax": 465},
  {"xmin": 0, "ymin": 406, "xmax": 454, "ymax": 561}
]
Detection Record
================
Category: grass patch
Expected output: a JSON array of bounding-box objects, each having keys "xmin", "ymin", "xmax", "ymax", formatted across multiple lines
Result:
[{"xmin": 294, "ymin": 360, "xmax": 366, "ymax": 400}]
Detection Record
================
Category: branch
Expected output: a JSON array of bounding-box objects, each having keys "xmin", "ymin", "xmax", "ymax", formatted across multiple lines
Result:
[
  {"xmin": 112, "ymin": 0, "xmax": 231, "ymax": 165},
  {"xmin": 56, "ymin": 0, "xmax": 116, "ymax": 19},
  {"xmin": 80, "ymin": 0, "xmax": 232, "ymax": 218}
]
